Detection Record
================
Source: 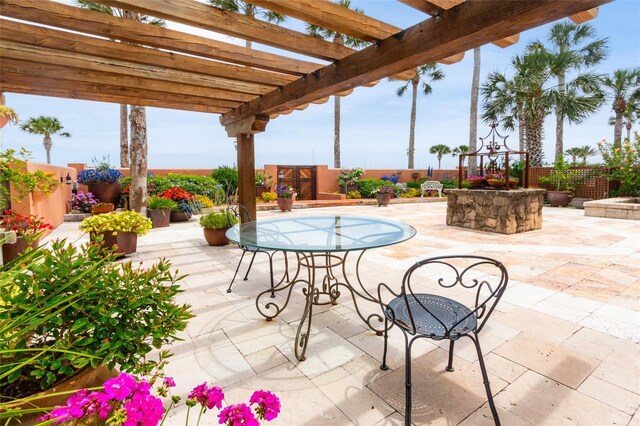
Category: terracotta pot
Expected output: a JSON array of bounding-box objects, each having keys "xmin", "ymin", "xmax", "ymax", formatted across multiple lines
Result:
[
  {"xmin": 203, "ymin": 227, "xmax": 230, "ymax": 246},
  {"xmin": 547, "ymin": 191, "xmax": 571, "ymax": 207},
  {"xmin": 467, "ymin": 177, "xmax": 486, "ymax": 187},
  {"xmin": 92, "ymin": 203, "xmax": 115, "ymax": 215},
  {"xmin": 277, "ymin": 197, "xmax": 294, "ymax": 212},
  {"xmin": 148, "ymin": 208, "xmax": 171, "ymax": 228},
  {"xmin": 0, "ymin": 115, "xmax": 9, "ymax": 129},
  {"xmin": 170, "ymin": 211, "xmax": 192, "ymax": 222},
  {"xmin": 1, "ymin": 365, "xmax": 118, "ymax": 423},
  {"xmin": 571, "ymin": 197, "xmax": 592, "ymax": 209},
  {"xmin": 91, "ymin": 231, "xmax": 138, "ymax": 257},
  {"xmin": 256, "ymin": 186, "xmax": 269, "ymax": 198},
  {"xmin": 1, "ymin": 236, "xmax": 39, "ymax": 264},
  {"xmin": 377, "ymin": 193, "xmax": 392, "ymax": 207},
  {"xmin": 88, "ymin": 182, "xmax": 123, "ymax": 205},
  {"xmin": 487, "ymin": 179, "xmax": 507, "ymax": 188}
]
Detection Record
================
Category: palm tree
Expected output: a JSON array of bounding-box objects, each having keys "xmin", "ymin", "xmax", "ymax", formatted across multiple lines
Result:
[
  {"xmin": 452, "ymin": 145, "xmax": 470, "ymax": 166},
  {"xmin": 429, "ymin": 144, "xmax": 451, "ymax": 169},
  {"xmin": 607, "ymin": 98, "xmax": 639, "ymax": 142},
  {"xmin": 209, "ymin": 0, "xmax": 285, "ymax": 49},
  {"xmin": 547, "ymin": 22, "xmax": 608, "ymax": 162},
  {"xmin": 602, "ymin": 68, "xmax": 640, "ymax": 147},
  {"xmin": 565, "ymin": 147, "xmax": 582, "ymax": 165},
  {"xmin": 576, "ymin": 145, "xmax": 597, "ymax": 165},
  {"xmin": 308, "ymin": 0, "xmax": 367, "ymax": 169},
  {"xmin": 468, "ymin": 47, "xmax": 481, "ymax": 174},
  {"xmin": 482, "ymin": 43, "xmax": 603, "ymax": 167},
  {"xmin": 76, "ymin": 1, "xmax": 165, "ymax": 168},
  {"xmin": 392, "ymin": 63, "xmax": 444, "ymax": 169},
  {"xmin": 20, "ymin": 116, "xmax": 70, "ymax": 164}
]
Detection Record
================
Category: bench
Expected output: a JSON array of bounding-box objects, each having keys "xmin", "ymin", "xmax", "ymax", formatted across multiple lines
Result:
[{"xmin": 421, "ymin": 181, "xmax": 443, "ymax": 198}]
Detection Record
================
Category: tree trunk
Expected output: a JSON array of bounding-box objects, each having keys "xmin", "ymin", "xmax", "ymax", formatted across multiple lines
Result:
[
  {"xmin": 613, "ymin": 97, "xmax": 626, "ymax": 148},
  {"xmin": 43, "ymin": 135, "xmax": 52, "ymax": 164},
  {"xmin": 626, "ymin": 122, "xmax": 632, "ymax": 141},
  {"xmin": 129, "ymin": 105, "xmax": 147, "ymax": 215},
  {"xmin": 518, "ymin": 104, "xmax": 526, "ymax": 161},
  {"xmin": 468, "ymin": 47, "xmax": 481, "ymax": 175},
  {"xmin": 526, "ymin": 114, "xmax": 545, "ymax": 167},
  {"xmin": 334, "ymin": 95, "xmax": 341, "ymax": 168},
  {"xmin": 120, "ymin": 104, "xmax": 129, "ymax": 168},
  {"xmin": 408, "ymin": 77, "xmax": 418, "ymax": 169},
  {"xmin": 437, "ymin": 154, "xmax": 442, "ymax": 169},
  {"xmin": 554, "ymin": 72, "xmax": 566, "ymax": 162}
]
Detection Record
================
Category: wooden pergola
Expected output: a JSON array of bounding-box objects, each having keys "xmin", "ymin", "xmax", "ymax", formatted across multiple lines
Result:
[{"xmin": 0, "ymin": 0, "xmax": 607, "ymax": 219}]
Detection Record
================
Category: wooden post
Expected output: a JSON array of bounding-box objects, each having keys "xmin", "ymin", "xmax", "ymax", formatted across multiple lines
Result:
[{"xmin": 237, "ymin": 133, "xmax": 256, "ymax": 222}]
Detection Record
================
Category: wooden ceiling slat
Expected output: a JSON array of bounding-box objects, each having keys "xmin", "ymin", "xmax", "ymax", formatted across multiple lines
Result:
[
  {"xmin": 0, "ymin": 41, "xmax": 274, "ymax": 96},
  {"xmin": 0, "ymin": 0, "xmax": 321, "ymax": 76},
  {"xmin": 438, "ymin": 52, "xmax": 464, "ymax": 64},
  {"xmin": 570, "ymin": 8, "xmax": 599, "ymax": 24},
  {"xmin": 492, "ymin": 34, "xmax": 520, "ymax": 48},
  {"xmin": 1, "ymin": 59, "xmax": 255, "ymax": 103},
  {"xmin": 0, "ymin": 19, "xmax": 296, "ymax": 88},
  {"xmin": 95, "ymin": 0, "xmax": 353, "ymax": 61},
  {"xmin": 0, "ymin": 83, "xmax": 226, "ymax": 114},
  {"xmin": 222, "ymin": 0, "xmax": 610, "ymax": 126},
  {"xmin": 398, "ymin": 0, "xmax": 464, "ymax": 16}
]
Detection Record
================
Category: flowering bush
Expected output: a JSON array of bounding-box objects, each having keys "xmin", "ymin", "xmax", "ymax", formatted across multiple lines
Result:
[
  {"xmin": 79, "ymin": 210, "xmax": 152, "ymax": 236},
  {"xmin": 1, "ymin": 211, "xmax": 53, "ymax": 244},
  {"xmin": 39, "ymin": 373, "xmax": 280, "ymax": 426},
  {"xmin": 194, "ymin": 194, "xmax": 214, "ymax": 208},
  {"xmin": 71, "ymin": 191, "xmax": 99, "ymax": 212},
  {"xmin": 160, "ymin": 188, "xmax": 200, "ymax": 214},
  {"xmin": 466, "ymin": 174, "xmax": 486, "ymax": 180},
  {"xmin": 255, "ymin": 171, "xmax": 273, "ymax": 188},
  {"xmin": 337, "ymin": 168, "xmax": 365, "ymax": 186},
  {"xmin": 275, "ymin": 185, "xmax": 296, "ymax": 199},
  {"xmin": 377, "ymin": 185, "xmax": 395, "ymax": 195},
  {"xmin": 77, "ymin": 164, "xmax": 123, "ymax": 184},
  {"xmin": 260, "ymin": 192, "xmax": 277, "ymax": 203},
  {"xmin": 598, "ymin": 137, "xmax": 640, "ymax": 196},
  {"xmin": 381, "ymin": 174, "xmax": 399, "ymax": 184}
]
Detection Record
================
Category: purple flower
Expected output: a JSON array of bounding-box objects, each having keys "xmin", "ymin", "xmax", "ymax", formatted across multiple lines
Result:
[
  {"xmin": 39, "ymin": 389, "xmax": 112, "ymax": 423},
  {"xmin": 104, "ymin": 373, "xmax": 138, "ymax": 401},
  {"xmin": 163, "ymin": 376, "xmax": 176, "ymax": 387},
  {"xmin": 218, "ymin": 403, "xmax": 259, "ymax": 426},
  {"xmin": 188, "ymin": 382, "xmax": 224, "ymax": 410},
  {"xmin": 250, "ymin": 390, "xmax": 281, "ymax": 421},
  {"xmin": 123, "ymin": 391, "xmax": 164, "ymax": 426}
]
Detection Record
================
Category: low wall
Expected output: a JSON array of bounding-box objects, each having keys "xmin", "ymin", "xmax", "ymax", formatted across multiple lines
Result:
[
  {"xmin": 11, "ymin": 162, "xmax": 76, "ymax": 233},
  {"xmin": 446, "ymin": 188, "xmax": 546, "ymax": 234},
  {"xmin": 584, "ymin": 197, "xmax": 640, "ymax": 220},
  {"xmin": 318, "ymin": 192, "xmax": 346, "ymax": 200}
]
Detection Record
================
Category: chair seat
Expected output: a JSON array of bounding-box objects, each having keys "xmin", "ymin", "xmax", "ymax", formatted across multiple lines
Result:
[{"xmin": 386, "ymin": 293, "xmax": 477, "ymax": 338}]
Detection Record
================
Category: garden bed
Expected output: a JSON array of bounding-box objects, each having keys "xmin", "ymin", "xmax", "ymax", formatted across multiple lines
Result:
[{"xmin": 584, "ymin": 197, "xmax": 640, "ymax": 220}]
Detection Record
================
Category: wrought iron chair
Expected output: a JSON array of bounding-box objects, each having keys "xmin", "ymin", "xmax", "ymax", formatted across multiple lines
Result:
[
  {"xmin": 225, "ymin": 204, "xmax": 289, "ymax": 295},
  {"xmin": 378, "ymin": 255, "xmax": 508, "ymax": 426}
]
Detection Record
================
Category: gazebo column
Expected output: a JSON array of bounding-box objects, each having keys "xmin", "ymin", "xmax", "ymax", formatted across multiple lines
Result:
[{"xmin": 225, "ymin": 114, "xmax": 269, "ymax": 222}]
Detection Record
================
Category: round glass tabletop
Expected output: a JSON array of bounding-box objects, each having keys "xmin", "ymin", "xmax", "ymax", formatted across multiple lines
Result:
[{"xmin": 226, "ymin": 215, "xmax": 417, "ymax": 252}]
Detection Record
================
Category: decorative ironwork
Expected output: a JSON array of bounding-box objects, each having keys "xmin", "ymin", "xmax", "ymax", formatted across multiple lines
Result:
[{"xmin": 458, "ymin": 123, "xmax": 530, "ymax": 189}]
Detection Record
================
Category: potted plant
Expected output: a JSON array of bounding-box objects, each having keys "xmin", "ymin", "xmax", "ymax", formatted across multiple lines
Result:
[
  {"xmin": 0, "ymin": 105, "xmax": 19, "ymax": 129},
  {"xmin": 91, "ymin": 202, "xmax": 114, "ymax": 215},
  {"xmin": 147, "ymin": 196, "xmax": 177, "ymax": 228},
  {"xmin": 275, "ymin": 184, "xmax": 296, "ymax": 212},
  {"xmin": 199, "ymin": 210, "xmax": 238, "ymax": 246},
  {"xmin": 160, "ymin": 187, "xmax": 199, "ymax": 222},
  {"xmin": 0, "ymin": 241, "xmax": 192, "ymax": 422},
  {"xmin": 466, "ymin": 174, "xmax": 487, "ymax": 187},
  {"xmin": 411, "ymin": 171, "xmax": 420, "ymax": 182},
  {"xmin": 1, "ymin": 211, "xmax": 53, "ymax": 263},
  {"xmin": 539, "ymin": 158, "xmax": 579, "ymax": 207},
  {"xmin": 0, "ymin": 148, "xmax": 61, "ymax": 207},
  {"xmin": 337, "ymin": 168, "xmax": 365, "ymax": 194},
  {"xmin": 76, "ymin": 159, "xmax": 123, "ymax": 205},
  {"xmin": 377, "ymin": 185, "xmax": 395, "ymax": 207},
  {"xmin": 70, "ymin": 191, "xmax": 98, "ymax": 213},
  {"xmin": 255, "ymin": 171, "xmax": 274, "ymax": 198},
  {"xmin": 79, "ymin": 210, "xmax": 152, "ymax": 256}
]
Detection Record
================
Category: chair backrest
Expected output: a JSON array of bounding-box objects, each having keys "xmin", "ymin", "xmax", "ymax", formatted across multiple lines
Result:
[
  {"xmin": 384, "ymin": 255, "xmax": 508, "ymax": 337},
  {"xmin": 226, "ymin": 204, "xmax": 253, "ymax": 226}
]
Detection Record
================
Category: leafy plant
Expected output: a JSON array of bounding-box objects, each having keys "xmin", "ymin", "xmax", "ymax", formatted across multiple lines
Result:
[
  {"xmin": 439, "ymin": 177, "xmax": 458, "ymax": 189},
  {"xmin": 159, "ymin": 188, "xmax": 200, "ymax": 214},
  {"xmin": 539, "ymin": 157, "xmax": 580, "ymax": 191},
  {"xmin": 0, "ymin": 148, "xmax": 61, "ymax": 205},
  {"xmin": 346, "ymin": 190, "xmax": 361, "ymax": 199},
  {"xmin": 80, "ymin": 211, "xmax": 152, "ymax": 236},
  {"xmin": 71, "ymin": 191, "xmax": 99, "ymax": 213},
  {"xmin": 275, "ymin": 185, "xmax": 296, "ymax": 199},
  {"xmin": 194, "ymin": 194, "xmax": 214, "ymax": 208},
  {"xmin": 260, "ymin": 192, "xmax": 277, "ymax": 203},
  {"xmin": 0, "ymin": 105, "xmax": 19, "ymax": 125},
  {"xmin": 406, "ymin": 182, "xmax": 421, "ymax": 189},
  {"xmin": 199, "ymin": 210, "xmax": 237, "ymax": 230},
  {"xmin": 356, "ymin": 178, "xmax": 388, "ymax": 198},
  {"xmin": 377, "ymin": 185, "xmax": 395, "ymax": 195},
  {"xmin": 337, "ymin": 168, "xmax": 365, "ymax": 186},
  {"xmin": 598, "ymin": 136, "xmax": 640, "ymax": 196},
  {"xmin": 1, "ymin": 211, "xmax": 53, "ymax": 246},
  {"xmin": 211, "ymin": 166, "xmax": 238, "ymax": 197},
  {"xmin": 400, "ymin": 188, "xmax": 421, "ymax": 198},
  {"xmin": 255, "ymin": 171, "xmax": 274, "ymax": 188},
  {"xmin": 147, "ymin": 196, "xmax": 177, "ymax": 210}
]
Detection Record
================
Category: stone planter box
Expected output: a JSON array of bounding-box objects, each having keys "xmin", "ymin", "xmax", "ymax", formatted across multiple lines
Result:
[
  {"xmin": 446, "ymin": 189, "xmax": 546, "ymax": 234},
  {"xmin": 584, "ymin": 197, "xmax": 640, "ymax": 220}
]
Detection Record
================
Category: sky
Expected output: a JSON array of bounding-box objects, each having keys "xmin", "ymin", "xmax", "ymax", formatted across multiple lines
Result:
[{"xmin": 1, "ymin": 0, "xmax": 640, "ymax": 171}]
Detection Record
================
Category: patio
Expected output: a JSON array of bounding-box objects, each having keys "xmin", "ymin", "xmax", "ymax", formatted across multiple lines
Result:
[{"xmin": 45, "ymin": 203, "xmax": 640, "ymax": 425}]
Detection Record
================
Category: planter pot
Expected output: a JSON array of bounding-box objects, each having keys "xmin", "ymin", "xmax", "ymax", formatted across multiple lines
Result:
[
  {"xmin": 340, "ymin": 184, "xmax": 358, "ymax": 195},
  {"xmin": 170, "ymin": 211, "xmax": 192, "ymax": 222},
  {"xmin": 92, "ymin": 203, "xmax": 115, "ymax": 215},
  {"xmin": 256, "ymin": 186, "xmax": 270, "ymax": 198},
  {"xmin": 1, "ymin": 236, "xmax": 38, "ymax": 264},
  {"xmin": 148, "ymin": 208, "xmax": 171, "ymax": 228},
  {"xmin": 0, "ymin": 115, "xmax": 9, "ymax": 129},
  {"xmin": 571, "ymin": 197, "xmax": 592, "ymax": 209},
  {"xmin": 377, "ymin": 193, "xmax": 392, "ymax": 207},
  {"xmin": 1, "ymin": 365, "xmax": 118, "ymax": 423},
  {"xmin": 467, "ymin": 177, "xmax": 486, "ymax": 187},
  {"xmin": 547, "ymin": 191, "xmax": 572, "ymax": 207},
  {"xmin": 277, "ymin": 197, "xmax": 294, "ymax": 212},
  {"xmin": 203, "ymin": 227, "xmax": 230, "ymax": 246},
  {"xmin": 88, "ymin": 182, "xmax": 123, "ymax": 205},
  {"xmin": 487, "ymin": 179, "xmax": 506, "ymax": 188},
  {"xmin": 91, "ymin": 231, "xmax": 138, "ymax": 257}
]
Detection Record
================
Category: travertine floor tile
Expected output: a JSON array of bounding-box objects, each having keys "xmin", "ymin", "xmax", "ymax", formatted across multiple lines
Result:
[
  {"xmin": 578, "ymin": 376, "xmax": 640, "ymax": 415},
  {"xmin": 245, "ymin": 346, "xmax": 289, "ymax": 374},
  {"xmin": 591, "ymin": 351, "xmax": 640, "ymax": 394}
]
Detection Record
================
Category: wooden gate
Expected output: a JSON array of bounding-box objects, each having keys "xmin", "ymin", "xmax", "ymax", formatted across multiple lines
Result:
[{"xmin": 277, "ymin": 166, "xmax": 317, "ymax": 200}]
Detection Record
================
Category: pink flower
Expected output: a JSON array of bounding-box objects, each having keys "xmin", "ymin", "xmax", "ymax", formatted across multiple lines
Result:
[
  {"xmin": 123, "ymin": 391, "xmax": 164, "ymax": 426},
  {"xmin": 218, "ymin": 403, "xmax": 259, "ymax": 426},
  {"xmin": 188, "ymin": 382, "xmax": 224, "ymax": 410},
  {"xmin": 163, "ymin": 377, "xmax": 176, "ymax": 387},
  {"xmin": 250, "ymin": 390, "xmax": 281, "ymax": 421},
  {"xmin": 104, "ymin": 373, "xmax": 138, "ymax": 401}
]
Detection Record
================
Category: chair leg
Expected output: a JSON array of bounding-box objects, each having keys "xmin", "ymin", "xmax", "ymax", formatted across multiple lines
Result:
[
  {"xmin": 446, "ymin": 339, "xmax": 455, "ymax": 372},
  {"xmin": 471, "ymin": 335, "xmax": 501, "ymax": 426},
  {"xmin": 381, "ymin": 317, "xmax": 389, "ymax": 371},
  {"xmin": 404, "ymin": 338, "xmax": 413, "ymax": 426},
  {"xmin": 227, "ymin": 250, "xmax": 247, "ymax": 293},
  {"xmin": 243, "ymin": 251, "xmax": 258, "ymax": 280}
]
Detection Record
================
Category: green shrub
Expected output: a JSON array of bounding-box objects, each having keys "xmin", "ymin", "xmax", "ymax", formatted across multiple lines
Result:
[
  {"xmin": 356, "ymin": 178, "xmax": 388, "ymax": 198},
  {"xmin": 211, "ymin": 166, "xmax": 238, "ymax": 197},
  {"xmin": 122, "ymin": 175, "xmax": 225, "ymax": 204},
  {"xmin": 147, "ymin": 195, "xmax": 177, "ymax": 210},
  {"xmin": 346, "ymin": 190, "xmax": 361, "ymax": 199},
  {"xmin": 400, "ymin": 188, "xmax": 421, "ymax": 198},
  {"xmin": 199, "ymin": 210, "xmax": 237, "ymax": 230},
  {"xmin": 406, "ymin": 182, "xmax": 421, "ymax": 189},
  {"xmin": 439, "ymin": 177, "xmax": 458, "ymax": 189}
]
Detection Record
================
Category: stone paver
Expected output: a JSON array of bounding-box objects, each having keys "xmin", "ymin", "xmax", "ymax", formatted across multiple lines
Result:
[{"xmin": 45, "ymin": 203, "xmax": 640, "ymax": 425}]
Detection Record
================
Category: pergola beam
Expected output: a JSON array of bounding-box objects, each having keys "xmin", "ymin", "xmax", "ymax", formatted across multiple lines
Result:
[{"xmin": 222, "ymin": 0, "xmax": 610, "ymax": 126}]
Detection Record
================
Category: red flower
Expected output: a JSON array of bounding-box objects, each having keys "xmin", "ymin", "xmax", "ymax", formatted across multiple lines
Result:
[
  {"xmin": 160, "ymin": 188, "xmax": 195, "ymax": 202},
  {"xmin": 1, "ymin": 211, "xmax": 53, "ymax": 241}
]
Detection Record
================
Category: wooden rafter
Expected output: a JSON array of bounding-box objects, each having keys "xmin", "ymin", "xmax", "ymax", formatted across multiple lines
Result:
[
  {"xmin": 222, "ymin": 0, "xmax": 610, "ymax": 126},
  {"xmin": 570, "ymin": 8, "xmax": 599, "ymax": 24}
]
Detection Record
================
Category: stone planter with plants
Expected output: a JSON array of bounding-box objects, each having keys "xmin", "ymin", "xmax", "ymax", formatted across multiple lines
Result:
[
  {"xmin": 76, "ymin": 159, "xmax": 123, "ymax": 205},
  {"xmin": 147, "ymin": 196, "xmax": 177, "ymax": 228},
  {"xmin": 160, "ymin": 187, "xmax": 200, "ymax": 222},
  {"xmin": 199, "ymin": 209, "xmax": 238, "ymax": 246},
  {"xmin": 539, "ymin": 158, "xmax": 579, "ymax": 207},
  {"xmin": 377, "ymin": 185, "xmax": 394, "ymax": 207},
  {"xmin": 0, "ymin": 241, "xmax": 192, "ymax": 422},
  {"xmin": 275, "ymin": 184, "xmax": 296, "ymax": 212},
  {"xmin": 91, "ymin": 202, "xmax": 114, "ymax": 215},
  {"xmin": 79, "ymin": 210, "xmax": 152, "ymax": 257},
  {"xmin": 1, "ymin": 211, "xmax": 53, "ymax": 264}
]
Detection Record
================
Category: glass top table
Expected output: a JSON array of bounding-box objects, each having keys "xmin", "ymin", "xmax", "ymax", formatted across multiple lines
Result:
[
  {"xmin": 226, "ymin": 215, "xmax": 417, "ymax": 361},
  {"xmin": 226, "ymin": 215, "xmax": 416, "ymax": 253}
]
